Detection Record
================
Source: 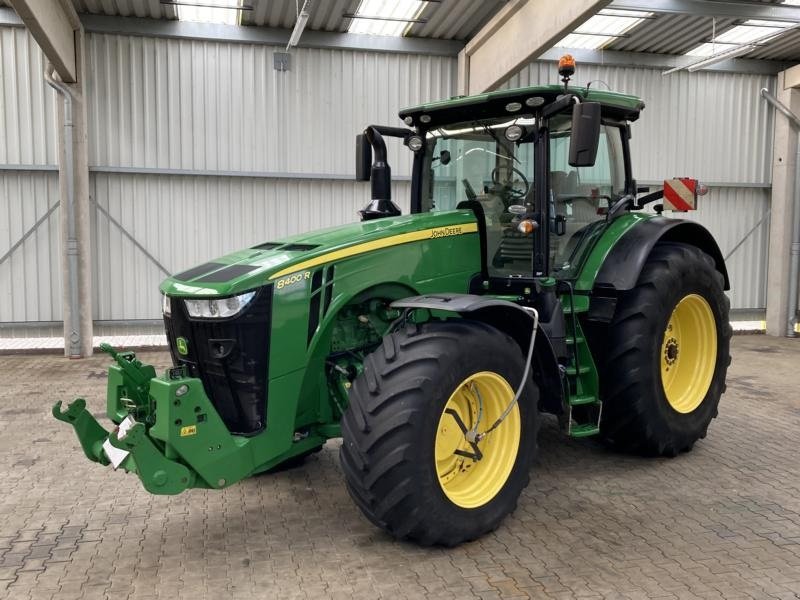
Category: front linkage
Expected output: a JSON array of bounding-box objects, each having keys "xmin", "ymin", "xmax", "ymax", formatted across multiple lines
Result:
[{"xmin": 53, "ymin": 344, "xmax": 253, "ymax": 494}]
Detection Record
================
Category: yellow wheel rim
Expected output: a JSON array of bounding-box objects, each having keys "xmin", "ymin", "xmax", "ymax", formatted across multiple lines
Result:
[
  {"xmin": 434, "ymin": 371, "xmax": 521, "ymax": 509},
  {"xmin": 660, "ymin": 294, "xmax": 717, "ymax": 413}
]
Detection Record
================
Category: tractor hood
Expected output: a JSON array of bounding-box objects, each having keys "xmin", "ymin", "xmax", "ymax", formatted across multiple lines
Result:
[{"xmin": 160, "ymin": 210, "xmax": 478, "ymax": 297}]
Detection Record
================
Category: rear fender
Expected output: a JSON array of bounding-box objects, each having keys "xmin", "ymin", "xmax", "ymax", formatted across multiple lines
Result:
[
  {"xmin": 391, "ymin": 294, "xmax": 564, "ymax": 414},
  {"xmin": 586, "ymin": 217, "xmax": 729, "ymax": 323},
  {"xmin": 593, "ymin": 217, "xmax": 729, "ymax": 292}
]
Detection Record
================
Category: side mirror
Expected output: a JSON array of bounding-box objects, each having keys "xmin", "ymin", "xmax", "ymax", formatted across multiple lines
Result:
[
  {"xmin": 355, "ymin": 134, "xmax": 372, "ymax": 181},
  {"xmin": 568, "ymin": 101, "xmax": 601, "ymax": 167},
  {"xmin": 440, "ymin": 150, "xmax": 451, "ymax": 165}
]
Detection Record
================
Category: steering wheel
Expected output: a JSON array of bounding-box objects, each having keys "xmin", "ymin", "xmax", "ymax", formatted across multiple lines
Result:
[{"xmin": 491, "ymin": 166, "xmax": 529, "ymax": 199}]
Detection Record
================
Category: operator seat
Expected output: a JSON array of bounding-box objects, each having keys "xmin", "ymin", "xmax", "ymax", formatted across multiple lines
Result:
[{"xmin": 551, "ymin": 169, "xmax": 597, "ymax": 260}]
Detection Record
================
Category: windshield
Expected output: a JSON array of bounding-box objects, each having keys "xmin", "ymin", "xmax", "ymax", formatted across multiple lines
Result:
[
  {"xmin": 421, "ymin": 117, "xmax": 537, "ymax": 278},
  {"xmin": 421, "ymin": 114, "xmax": 627, "ymax": 280}
]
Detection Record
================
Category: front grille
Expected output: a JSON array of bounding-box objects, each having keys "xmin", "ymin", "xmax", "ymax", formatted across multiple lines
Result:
[{"xmin": 163, "ymin": 285, "xmax": 273, "ymax": 436}]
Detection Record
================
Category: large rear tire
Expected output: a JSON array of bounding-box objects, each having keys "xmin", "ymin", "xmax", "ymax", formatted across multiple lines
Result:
[
  {"xmin": 600, "ymin": 242, "xmax": 731, "ymax": 456},
  {"xmin": 340, "ymin": 320, "xmax": 539, "ymax": 546}
]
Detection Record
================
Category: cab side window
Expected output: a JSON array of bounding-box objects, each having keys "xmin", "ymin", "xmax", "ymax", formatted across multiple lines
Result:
[{"xmin": 550, "ymin": 125, "xmax": 626, "ymax": 273}]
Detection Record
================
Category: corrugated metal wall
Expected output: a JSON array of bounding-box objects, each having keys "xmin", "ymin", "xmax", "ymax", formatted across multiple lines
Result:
[
  {"xmin": 86, "ymin": 33, "xmax": 454, "ymax": 177},
  {"xmin": 0, "ymin": 24, "xmax": 781, "ymax": 328},
  {"xmin": 0, "ymin": 27, "xmax": 58, "ymax": 166},
  {"xmin": 91, "ymin": 173, "xmax": 410, "ymax": 319},
  {"xmin": 0, "ymin": 171, "xmax": 61, "ymax": 322},
  {"xmin": 504, "ymin": 63, "xmax": 776, "ymax": 186},
  {"xmin": 0, "ymin": 27, "xmax": 60, "ymax": 325},
  {"xmin": 505, "ymin": 62, "xmax": 776, "ymax": 311},
  {"xmin": 0, "ymin": 27, "xmax": 454, "ymax": 325},
  {"xmin": 668, "ymin": 186, "xmax": 770, "ymax": 310}
]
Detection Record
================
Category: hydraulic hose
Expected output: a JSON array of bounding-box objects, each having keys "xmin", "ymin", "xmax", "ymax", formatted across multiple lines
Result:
[{"xmin": 475, "ymin": 306, "xmax": 539, "ymax": 441}]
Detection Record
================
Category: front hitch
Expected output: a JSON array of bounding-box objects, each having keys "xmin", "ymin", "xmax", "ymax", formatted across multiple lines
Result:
[
  {"xmin": 53, "ymin": 345, "xmax": 250, "ymax": 495},
  {"xmin": 52, "ymin": 399, "xmax": 110, "ymax": 465},
  {"xmin": 106, "ymin": 422, "xmax": 196, "ymax": 494},
  {"xmin": 53, "ymin": 397, "xmax": 197, "ymax": 495},
  {"xmin": 54, "ymin": 346, "xmax": 315, "ymax": 496}
]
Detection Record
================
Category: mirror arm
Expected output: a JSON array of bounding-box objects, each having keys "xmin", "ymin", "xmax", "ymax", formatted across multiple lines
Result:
[
  {"xmin": 633, "ymin": 189, "xmax": 664, "ymax": 209},
  {"xmin": 369, "ymin": 125, "xmax": 415, "ymax": 140},
  {"xmin": 608, "ymin": 188, "xmax": 666, "ymax": 221},
  {"xmin": 606, "ymin": 194, "xmax": 636, "ymax": 221},
  {"xmin": 542, "ymin": 94, "xmax": 578, "ymax": 119}
]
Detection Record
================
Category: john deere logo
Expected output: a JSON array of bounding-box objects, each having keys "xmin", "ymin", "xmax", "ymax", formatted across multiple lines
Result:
[{"xmin": 176, "ymin": 337, "xmax": 189, "ymax": 356}]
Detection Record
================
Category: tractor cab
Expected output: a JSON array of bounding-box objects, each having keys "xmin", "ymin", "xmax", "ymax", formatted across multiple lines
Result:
[
  {"xmin": 415, "ymin": 103, "xmax": 630, "ymax": 285},
  {"xmin": 357, "ymin": 58, "xmax": 644, "ymax": 300}
]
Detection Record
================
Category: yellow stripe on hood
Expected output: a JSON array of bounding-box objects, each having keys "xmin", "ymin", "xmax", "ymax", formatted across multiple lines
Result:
[{"xmin": 269, "ymin": 223, "xmax": 478, "ymax": 280}]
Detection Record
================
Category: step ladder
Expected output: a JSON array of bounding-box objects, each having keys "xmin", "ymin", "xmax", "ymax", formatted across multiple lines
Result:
[{"xmin": 561, "ymin": 284, "xmax": 603, "ymax": 438}]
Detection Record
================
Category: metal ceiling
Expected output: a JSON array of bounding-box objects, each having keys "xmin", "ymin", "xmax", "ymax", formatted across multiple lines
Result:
[
  {"xmin": 2, "ymin": 0, "xmax": 798, "ymax": 60},
  {"xmin": 745, "ymin": 27, "xmax": 800, "ymax": 60},
  {"xmin": 407, "ymin": 0, "xmax": 507, "ymax": 41},
  {"xmin": 70, "ymin": 0, "xmax": 177, "ymax": 19},
  {"xmin": 52, "ymin": 0, "xmax": 507, "ymax": 40},
  {"xmin": 607, "ymin": 14, "xmax": 740, "ymax": 55},
  {"xmin": 604, "ymin": 1, "xmax": 800, "ymax": 61},
  {"xmin": 242, "ymin": 0, "xmax": 506, "ymax": 39},
  {"xmin": 244, "ymin": 0, "xmax": 356, "ymax": 30}
]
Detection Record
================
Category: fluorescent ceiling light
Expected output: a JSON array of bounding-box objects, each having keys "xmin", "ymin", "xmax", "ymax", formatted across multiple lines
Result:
[
  {"xmin": 555, "ymin": 9, "xmax": 651, "ymax": 50},
  {"xmin": 666, "ymin": 19, "xmax": 798, "ymax": 74},
  {"xmin": 287, "ymin": 0, "xmax": 313, "ymax": 48},
  {"xmin": 175, "ymin": 0, "xmax": 240, "ymax": 25},
  {"xmin": 686, "ymin": 19, "xmax": 795, "ymax": 57},
  {"xmin": 686, "ymin": 44, "xmax": 757, "ymax": 71},
  {"xmin": 347, "ymin": 0, "xmax": 426, "ymax": 37}
]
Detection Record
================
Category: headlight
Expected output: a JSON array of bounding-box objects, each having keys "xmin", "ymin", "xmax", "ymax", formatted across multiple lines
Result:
[
  {"xmin": 504, "ymin": 125, "xmax": 523, "ymax": 141},
  {"xmin": 406, "ymin": 135, "xmax": 423, "ymax": 152},
  {"xmin": 162, "ymin": 294, "xmax": 171, "ymax": 316},
  {"xmin": 184, "ymin": 291, "xmax": 257, "ymax": 319}
]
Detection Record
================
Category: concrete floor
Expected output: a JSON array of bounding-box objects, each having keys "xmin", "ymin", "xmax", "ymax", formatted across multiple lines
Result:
[{"xmin": 1, "ymin": 335, "xmax": 799, "ymax": 600}]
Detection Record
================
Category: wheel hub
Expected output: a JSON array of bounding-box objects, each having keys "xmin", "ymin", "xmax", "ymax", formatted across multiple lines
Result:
[{"xmin": 664, "ymin": 337, "xmax": 679, "ymax": 366}]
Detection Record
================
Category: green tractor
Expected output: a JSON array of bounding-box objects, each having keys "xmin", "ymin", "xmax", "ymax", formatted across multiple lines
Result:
[{"xmin": 55, "ymin": 59, "xmax": 731, "ymax": 546}]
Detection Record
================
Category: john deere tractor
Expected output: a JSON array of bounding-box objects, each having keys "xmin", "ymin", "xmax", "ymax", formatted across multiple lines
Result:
[{"xmin": 55, "ymin": 58, "xmax": 731, "ymax": 546}]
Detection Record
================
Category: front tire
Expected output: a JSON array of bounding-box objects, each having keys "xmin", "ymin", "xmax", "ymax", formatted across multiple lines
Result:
[
  {"xmin": 340, "ymin": 320, "xmax": 539, "ymax": 546},
  {"xmin": 600, "ymin": 242, "xmax": 731, "ymax": 456}
]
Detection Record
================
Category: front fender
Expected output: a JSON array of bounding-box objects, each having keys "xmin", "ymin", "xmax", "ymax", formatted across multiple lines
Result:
[{"xmin": 391, "ymin": 294, "xmax": 564, "ymax": 414}]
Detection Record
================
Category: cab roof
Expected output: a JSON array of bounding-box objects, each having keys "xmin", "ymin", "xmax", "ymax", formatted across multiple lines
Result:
[{"xmin": 399, "ymin": 84, "xmax": 645, "ymax": 129}]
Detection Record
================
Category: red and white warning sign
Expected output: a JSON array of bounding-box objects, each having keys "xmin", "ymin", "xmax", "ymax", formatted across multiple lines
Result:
[{"xmin": 663, "ymin": 178, "xmax": 699, "ymax": 211}]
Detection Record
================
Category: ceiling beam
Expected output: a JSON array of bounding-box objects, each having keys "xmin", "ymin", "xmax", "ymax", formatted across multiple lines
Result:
[
  {"xmin": 610, "ymin": 0, "xmax": 800, "ymax": 23},
  {"xmin": 8, "ymin": 0, "xmax": 81, "ymax": 82},
  {"xmin": 459, "ymin": 0, "xmax": 610, "ymax": 95},
  {"xmin": 76, "ymin": 13, "xmax": 465, "ymax": 57}
]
